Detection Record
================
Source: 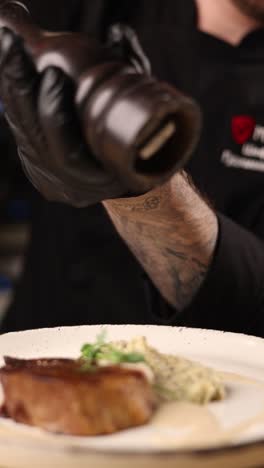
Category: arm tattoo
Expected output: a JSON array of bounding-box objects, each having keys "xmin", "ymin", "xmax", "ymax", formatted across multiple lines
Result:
[
  {"xmin": 164, "ymin": 248, "xmax": 208, "ymax": 309},
  {"xmin": 104, "ymin": 173, "xmax": 218, "ymax": 311}
]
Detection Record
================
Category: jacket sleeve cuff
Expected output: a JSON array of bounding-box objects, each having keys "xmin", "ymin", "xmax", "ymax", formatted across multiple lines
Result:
[{"xmin": 183, "ymin": 214, "xmax": 264, "ymax": 333}]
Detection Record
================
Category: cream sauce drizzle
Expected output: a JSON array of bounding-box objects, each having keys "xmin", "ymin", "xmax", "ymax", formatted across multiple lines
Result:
[{"xmin": 148, "ymin": 371, "xmax": 264, "ymax": 449}]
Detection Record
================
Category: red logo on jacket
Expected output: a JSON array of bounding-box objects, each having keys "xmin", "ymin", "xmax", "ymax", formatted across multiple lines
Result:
[{"xmin": 231, "ymin": 116, "xmax": 256, "ymax": 145}]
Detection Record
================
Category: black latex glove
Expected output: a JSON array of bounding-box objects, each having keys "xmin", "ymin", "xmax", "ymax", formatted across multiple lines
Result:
[{"xmin": 0, "ymin": 27, "xmax": 126, "ymax": 207}]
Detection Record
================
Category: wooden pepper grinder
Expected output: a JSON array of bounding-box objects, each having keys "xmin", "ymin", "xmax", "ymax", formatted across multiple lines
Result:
[{"xmin": 0, "ymin": 1, "xmax": 202, "ymax": 194}]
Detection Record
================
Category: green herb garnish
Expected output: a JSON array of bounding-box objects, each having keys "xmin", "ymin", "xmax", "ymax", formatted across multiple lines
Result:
[{"xmin": 80, "ymin": 330, "xmax": 145, "ymax": 368}]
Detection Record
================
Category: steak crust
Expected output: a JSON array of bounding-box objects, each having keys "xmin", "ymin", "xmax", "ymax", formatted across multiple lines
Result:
[{"xmin": 0, "ymin": 357, "xmax": 156, "ymax": 436}]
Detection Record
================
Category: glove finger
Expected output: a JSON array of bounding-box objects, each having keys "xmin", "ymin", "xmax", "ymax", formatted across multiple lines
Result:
[
  {"xmin": 38, "ymin": 66, "xmax": 125, "ymax": 204},
  {"xmin": 0, "ymin": 27, "xmax": 46, "ymax": 162},
  {"xmin": 20, "ymin": 152, "xmax": 89, "ymax": 206},
  {"xmin": 19, "ymin": 150, "xmax": 62, "ymax": 200},
  {"xmin": 107, "ymin": 24, "xmax": 151, "ymax": 75}
]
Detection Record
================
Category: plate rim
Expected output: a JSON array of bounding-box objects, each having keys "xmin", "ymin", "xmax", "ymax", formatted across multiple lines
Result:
[{"xmin": 1, "ymin": 323, "xmax": 264, "ymax": 345}]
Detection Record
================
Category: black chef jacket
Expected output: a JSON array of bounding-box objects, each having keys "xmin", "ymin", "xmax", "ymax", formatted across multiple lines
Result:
[{"xmin": 2, "ymin": 0, "xmax": 264, "ymax": 336}]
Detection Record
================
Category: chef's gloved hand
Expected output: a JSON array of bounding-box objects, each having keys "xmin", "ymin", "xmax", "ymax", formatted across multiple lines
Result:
[{"xmin": 0, "ymin": 27, "xmax": 126, "ymax": 207}]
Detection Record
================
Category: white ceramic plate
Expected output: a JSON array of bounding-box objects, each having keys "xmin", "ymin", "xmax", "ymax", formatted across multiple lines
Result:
[{"xmin": 0, "ymin": 325, "xmax": 263, "ymax": 468}]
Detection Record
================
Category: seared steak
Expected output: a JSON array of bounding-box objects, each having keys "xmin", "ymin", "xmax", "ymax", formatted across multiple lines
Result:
[{"xmin": 0, "ymin": 357, "xmax": 156, "ymax": 436}]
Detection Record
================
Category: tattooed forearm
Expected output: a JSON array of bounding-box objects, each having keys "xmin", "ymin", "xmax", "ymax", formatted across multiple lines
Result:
[
  {"xmin": 164, "ymin": 247, "xmax": 208, "ymax": 309},
  {"xmin": 104, "ymin": 172, "xmax": 218, "ymax": 311}
]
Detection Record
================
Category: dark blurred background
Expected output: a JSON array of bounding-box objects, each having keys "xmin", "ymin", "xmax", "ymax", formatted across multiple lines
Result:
[{"xmin": 0, "ymin": 102, "xmax": 33, "ymax": 323}]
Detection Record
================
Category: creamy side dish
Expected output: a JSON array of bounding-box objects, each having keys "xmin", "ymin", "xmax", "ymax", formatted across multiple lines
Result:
[{"xmin": 111, "ymin": 336, "xmax": 225, "ymax": 404}]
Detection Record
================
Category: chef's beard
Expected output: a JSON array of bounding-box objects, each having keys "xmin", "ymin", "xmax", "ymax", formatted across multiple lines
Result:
[{"xmin": 231, "ymin": 0, "xmax": 264, "ymax": 22}]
